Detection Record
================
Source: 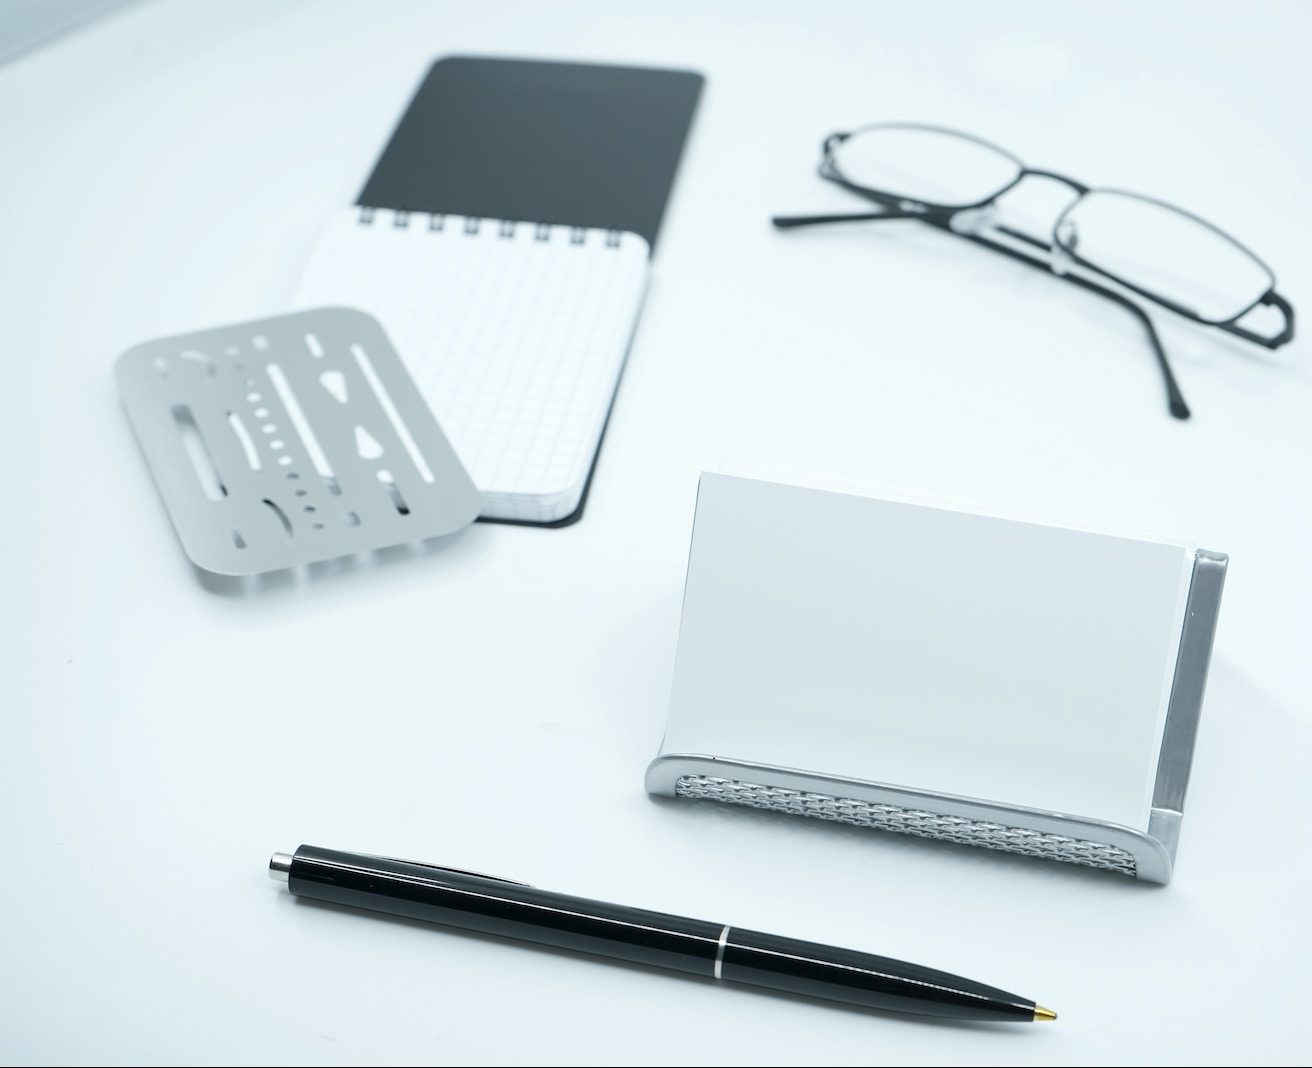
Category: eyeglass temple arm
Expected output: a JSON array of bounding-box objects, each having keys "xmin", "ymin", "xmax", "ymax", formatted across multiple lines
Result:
[
  {"xmin": 981, "ymin": 225, "xmax": 1189, "ymax": 419},
  {"xmin": 772, "ymin": 208, "xmax": 926, "ymax": 229},
  {"xmin": 769, "ymin": 209, "xmax": 1191, "ymax": 418}
]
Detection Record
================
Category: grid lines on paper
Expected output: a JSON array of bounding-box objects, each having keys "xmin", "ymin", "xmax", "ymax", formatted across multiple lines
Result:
[{"xmin": 293, "ymin": 209, "xmax": 648, "ymax": 516}]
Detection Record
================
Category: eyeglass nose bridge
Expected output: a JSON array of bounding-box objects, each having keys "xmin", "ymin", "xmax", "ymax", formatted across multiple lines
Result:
[{"xmin": 1017, "ymin": 168, "xmax": 1091, "ymax": 197}]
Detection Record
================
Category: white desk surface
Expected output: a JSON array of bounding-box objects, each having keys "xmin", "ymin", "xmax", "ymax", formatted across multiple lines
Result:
[{"xmin": 2, "ymin": 2, "xmax": 1308, "ymax": 1064}]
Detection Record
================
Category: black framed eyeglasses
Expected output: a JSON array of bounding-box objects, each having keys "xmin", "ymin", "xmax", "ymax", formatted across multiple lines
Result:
[{"xmin": 773, "ymin": 123, "xmax": 1296, "ymax": 419}]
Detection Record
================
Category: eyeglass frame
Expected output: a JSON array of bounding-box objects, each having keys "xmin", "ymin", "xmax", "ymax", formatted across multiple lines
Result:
[{"xmin": 773, "ymin": 122, "xmax": 1296, "ymax": 420}]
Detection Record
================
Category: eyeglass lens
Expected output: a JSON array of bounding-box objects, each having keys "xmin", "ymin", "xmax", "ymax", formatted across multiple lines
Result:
[
  {"xmin": 1056, "ymin": 192, "xmax": 1272, "ymax": 323},
  {"xmin": 829, "ymin": 125, "xmax": 1273, "ymax": 325},
  {"xmin": 828, "ymin": 125, "xmax": 1021, "ymax": 208}
]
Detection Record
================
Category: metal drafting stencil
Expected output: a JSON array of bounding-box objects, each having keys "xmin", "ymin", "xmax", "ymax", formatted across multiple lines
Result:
[{"xmin": 116, "ymin": 307, "xmax": 481, "ymax": 576}]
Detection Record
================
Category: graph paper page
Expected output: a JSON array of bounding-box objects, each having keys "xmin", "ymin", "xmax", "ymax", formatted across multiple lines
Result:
[{"xmin": 293, "ymin": 208, "xmax": 649, "ymax": 522}]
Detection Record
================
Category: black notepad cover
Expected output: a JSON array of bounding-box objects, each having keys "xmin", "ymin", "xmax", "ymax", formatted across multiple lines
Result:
[{"xmin": 357, "ymin": 56, "xmax": 704, "ymax": 252}]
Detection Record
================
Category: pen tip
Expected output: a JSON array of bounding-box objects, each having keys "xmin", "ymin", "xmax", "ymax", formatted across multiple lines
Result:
[{"xmin": 1033, "ymin": 1005, "xmax": 1057, "ymax": 1022}]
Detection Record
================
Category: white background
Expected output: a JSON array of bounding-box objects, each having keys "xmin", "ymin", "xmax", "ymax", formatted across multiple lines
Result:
[{"xmin": 2, "ymin": 2, "xmax": 1309, "ymax": 1064}]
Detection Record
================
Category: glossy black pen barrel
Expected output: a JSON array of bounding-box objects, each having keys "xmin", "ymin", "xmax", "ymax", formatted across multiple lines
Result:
[
  {"xmin": 721, "ymin": 929, "xmax": 1035, "ymax": 1022},
  {"xmin": 285, "ymin": 845, "xmax": 724, "ymax": 976},
  {"xmin": 279, "ymin": 846, "xmax": 1045, "ymax": 1022}
]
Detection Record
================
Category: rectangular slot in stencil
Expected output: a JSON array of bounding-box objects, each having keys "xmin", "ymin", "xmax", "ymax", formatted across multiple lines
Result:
[
  {"xmin": 266, "ymin": 362, "xmax": 334, "ymax": 484},
  {"xmin": 171, "ymin": 405, "xmax": 227, "ymax": 500},
  {"xmin": 227, "ymin": 412, "xmax": 261, "ymax": 470},
  {"xmin": 351, "ymin": 343, "xmax": 434, "ymax": 482}
]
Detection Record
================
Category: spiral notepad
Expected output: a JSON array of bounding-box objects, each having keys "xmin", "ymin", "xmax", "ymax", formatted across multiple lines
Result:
[
  {"xmin": 292, "ymin": 57, "xmax": 702, "ymax": 525},
  {"xmin": 295, "ymin": 209, "xmax": 649, "ymax": 523}
]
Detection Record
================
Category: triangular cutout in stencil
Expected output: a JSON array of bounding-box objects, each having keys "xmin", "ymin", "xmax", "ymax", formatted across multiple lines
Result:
[
  {"xmin": 320, "ymin": 370, "xmax": 348, "ymax": 404},
  {"xmin": 354, "ymin": 425, "xmax": 384, "ymax": 459}
]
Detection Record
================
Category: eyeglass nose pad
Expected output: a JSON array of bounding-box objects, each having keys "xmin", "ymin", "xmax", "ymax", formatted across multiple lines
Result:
[
  {"xmin": 821, "ymin": 132, "xmax": 849, "ymax": 155},
  {"xmin": 1049, "ymin": 220, "xmax": 1080, "ymax": 278},
  {"xmin": 947, "ymin": 205, "xmax": 1000, "ymax": 237}
]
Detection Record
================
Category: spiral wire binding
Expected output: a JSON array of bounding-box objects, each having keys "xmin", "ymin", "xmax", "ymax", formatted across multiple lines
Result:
[{"xmin": 356, "ymin": 206, "xmax": 624, "ymax": 247}]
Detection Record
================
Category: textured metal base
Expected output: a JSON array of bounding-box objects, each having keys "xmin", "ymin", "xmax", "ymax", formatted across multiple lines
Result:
[{"xmin": 675, "ymin": 775, "xmax": 1138, "ymax": 876}]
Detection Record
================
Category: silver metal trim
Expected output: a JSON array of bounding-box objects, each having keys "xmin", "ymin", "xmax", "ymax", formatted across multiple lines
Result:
[
  {"xmin": 1150, "ymin": 550, "xmax": 1228, "ymax": 843},
  {"xmin": 268, "ymin": 852, "xmax": 293, "ymax": 882},
  {"xmin": 714, "ymin": 924, "xmax": 730, "ymax": 980}
]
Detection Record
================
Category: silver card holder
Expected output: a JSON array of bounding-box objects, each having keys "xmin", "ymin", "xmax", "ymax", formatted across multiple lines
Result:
[
  {"xmin": 116, "ymin": 307, "xmax": 480, "ymax": 577},
  {"xmin": 646, "ymin": 472, "xmax": 1229, "ymax": 885},
  {"xmin": 648, "ymin": 551, "xmax": 1225, "ymax": 884}
]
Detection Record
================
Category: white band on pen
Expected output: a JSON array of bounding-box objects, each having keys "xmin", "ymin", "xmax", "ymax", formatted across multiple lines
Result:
[{"xmin": 714, "ymin": 924, "xmax": 731, "ymax": 980}]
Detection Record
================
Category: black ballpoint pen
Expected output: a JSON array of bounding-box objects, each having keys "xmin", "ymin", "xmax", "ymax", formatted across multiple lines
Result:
[{"xmin": 270, "ymin": 845, "xmax": 1056, "ymax": 1023}]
